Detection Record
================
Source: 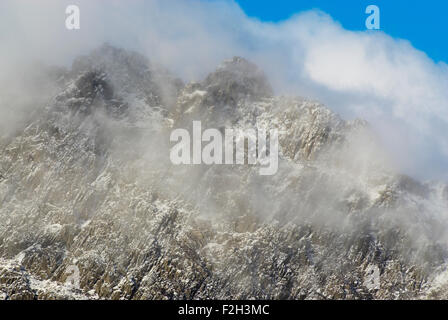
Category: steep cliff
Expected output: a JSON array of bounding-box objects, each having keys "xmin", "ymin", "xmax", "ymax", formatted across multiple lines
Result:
[{"xmin": 1, "ymin": 45, "xmax": 448, "ymax": 300}]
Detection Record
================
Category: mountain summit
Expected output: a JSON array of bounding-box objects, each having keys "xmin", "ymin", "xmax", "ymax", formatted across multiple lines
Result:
[{"xmin": 1, "ymin": 46, "xmax": 448, "ymax": 300}]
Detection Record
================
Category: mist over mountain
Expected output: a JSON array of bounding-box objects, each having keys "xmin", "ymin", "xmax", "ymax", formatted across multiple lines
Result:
[
  {"xmin": 2, "ymin": 0, "xmax": 448, "ymax": 181},
  {"xmin": 1, "ymin": 45, "xmax": 448, "ymax": 299}
]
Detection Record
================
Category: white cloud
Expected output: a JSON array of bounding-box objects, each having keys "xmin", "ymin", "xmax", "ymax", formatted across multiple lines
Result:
[{"xmin": 1, "ymin": 0, "xmax": 447, "ymax": 180}]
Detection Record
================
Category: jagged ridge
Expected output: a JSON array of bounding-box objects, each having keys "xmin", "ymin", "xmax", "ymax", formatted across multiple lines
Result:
[{"xmin": 1, "ymin": 45, "xmax": 448, "ymax": 300}]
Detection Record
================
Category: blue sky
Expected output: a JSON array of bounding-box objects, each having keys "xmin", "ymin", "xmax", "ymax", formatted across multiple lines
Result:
[{"xmin": 235, "ymin": 0, "xmax": 447, "ymax": 63}]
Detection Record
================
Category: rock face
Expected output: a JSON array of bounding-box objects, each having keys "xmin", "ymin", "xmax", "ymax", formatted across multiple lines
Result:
[
  {"xmin": 1, "ymin": 45, "xmax": 448, "ymax": 300},
  {"xmin": 202, "ymin": 57, "xmax": 273, "ymax": 105}
]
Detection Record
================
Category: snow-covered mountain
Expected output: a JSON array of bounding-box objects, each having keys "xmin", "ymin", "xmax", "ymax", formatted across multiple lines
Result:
[{"xmin": 1, "ymin": 44, "xmax": 448, "ymax": 299}]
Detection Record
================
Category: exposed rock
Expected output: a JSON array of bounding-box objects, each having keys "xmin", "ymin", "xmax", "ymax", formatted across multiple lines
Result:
[{"xmin": 1, "ymin": 45, "xmax": 448, "ymax": 300}]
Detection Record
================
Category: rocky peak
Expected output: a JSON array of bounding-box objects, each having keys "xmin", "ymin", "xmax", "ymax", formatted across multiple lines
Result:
[
  {"xmin": 2, "ymin": 45, "xmax": 448, "ymax": 300},
  {"xmin": 53, "ymin": 70, "xmax": 126, "ymax": 118},
  {"xmin": 71, "ymin": 43, "xmax": 183, "ymax": 109},
  {"xmin": 176, "ymin": 57, "xmax": 273, "ymax": 126},
  {"xmin": 201, "ymin": 56, "xmax": 273, "ymax": 106}
]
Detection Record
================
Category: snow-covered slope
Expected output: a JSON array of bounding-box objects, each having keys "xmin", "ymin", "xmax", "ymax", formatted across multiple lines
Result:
[{"xmin": 1, "ymin": 45, "xmax": 448, "ymax": 299}]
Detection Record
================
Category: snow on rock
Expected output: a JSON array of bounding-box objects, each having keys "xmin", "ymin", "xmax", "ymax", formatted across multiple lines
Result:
[{"xmin": 1, "ymin": 45, "xmax": 448, "ymax": 299}]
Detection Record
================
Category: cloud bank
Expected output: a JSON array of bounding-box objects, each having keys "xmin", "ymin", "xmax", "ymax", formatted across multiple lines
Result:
[{"xmin": 1, "ymin": 0, "xmax": 447, "ymax": 180}]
